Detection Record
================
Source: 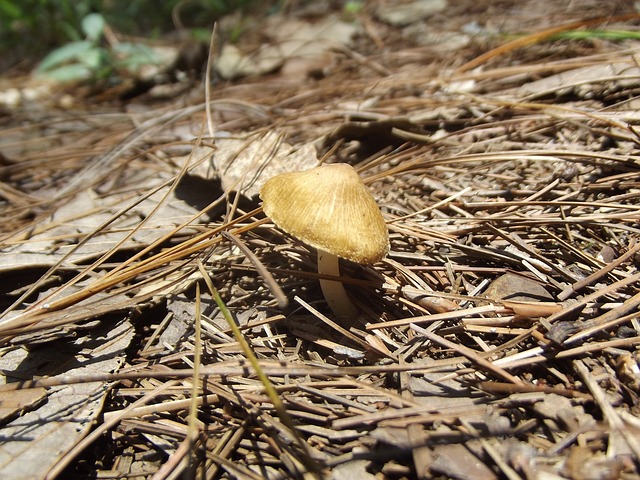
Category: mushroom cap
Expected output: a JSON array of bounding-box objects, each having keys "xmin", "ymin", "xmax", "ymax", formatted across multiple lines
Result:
[{"xmin": 260, "ymin": 163, "xmax": 389, "ymax": 264}]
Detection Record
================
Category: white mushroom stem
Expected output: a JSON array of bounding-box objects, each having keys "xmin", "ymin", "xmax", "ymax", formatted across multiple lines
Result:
[{"xmin": 317, "ymin": 250, "xmax": 358, "ymax": 320}]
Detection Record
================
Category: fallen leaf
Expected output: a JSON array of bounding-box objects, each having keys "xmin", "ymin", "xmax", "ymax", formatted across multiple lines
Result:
[
  {"xmin": 376, "ymin": 0, "xmax": 448, "ymax": 26},
  {"xmin": 484, "ymin": 273, "xmax": 554, "ymax": 303},
  {"xmin": 212, "ymin": 130, "xmax": 319, "ymax": 197},
  {"xmin": 0, "ymin": 319, "xmax": 134, "ymax": 479},
  {"xmin": 564, "ymin": 446, "xmax": 626, "ymax": 480},
  {"xmin": 331, "ymin": 459, "xmax": 377, "ymax": 480},
  {"xmin": 0, "ymin": 387, "xmax": 47, "ymax": 425},
  {"xmin": 431, "ymin": 443, "xmax": 498, "ymax": 480},
  {"xmin": 0, "ymin": 179, "xmax": 203, "ymax": 273},
  {"xmin": 502, "ymin": 300, "xmax": 563, "ymax": 318},
  {"xmin": 516, "ymin": 62, "xmax": 640, "ymax": 99},
  {"xmin": 216, "ymin": 15, "xmax": 358, "ymax": 79}
]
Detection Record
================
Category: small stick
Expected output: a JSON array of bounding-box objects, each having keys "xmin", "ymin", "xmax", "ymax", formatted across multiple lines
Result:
[
  {"xmin": 478, "ymin": 381, "xmax": 590, "ymax": 399},
  {"xmin": 367, "ymin": 305, "xmax": 497, "ymax": 330},
  {"xmin": 410, "ymin": 323, "xmax": 524, "ymax": 385},
  {"xmin": 558, "ymin": 242, "xmax": 640, "ymax": 300},
  {"xmin": 294, "ymin": 296, "xmax": 375, "ymax": 353},
  {"xmin": 545, "ymin": 271, "xmax": 640, "ymax": 325},
  {"xmin": 574, "ymin": 359, "xmax": 640, "ymax": 459}
]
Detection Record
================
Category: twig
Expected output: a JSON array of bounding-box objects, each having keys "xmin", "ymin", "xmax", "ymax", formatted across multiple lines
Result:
[
  {"xmin": 574, "ymin": 359, "xmax": 640, "ymax": 459},
  {"xmin": 410, "ymin": 323, "xmax": 524, "ymax": 385},
  {"xmin": 558, "ymin": 242, "xmax": 640, "ymax": 300},
  {"xmin": 367, "ymin": 305, "xmax": 497, "ymax": 330}
]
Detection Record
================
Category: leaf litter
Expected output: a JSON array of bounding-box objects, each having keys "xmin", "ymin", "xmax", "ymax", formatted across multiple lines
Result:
[{"xmin": 1, "ymin": 1, "xmax": 640, "ymax": 479}]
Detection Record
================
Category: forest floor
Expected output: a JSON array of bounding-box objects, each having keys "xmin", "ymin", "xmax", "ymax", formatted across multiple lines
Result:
[{"xmin": 1, "ymin": 1, "xmax": 640, "ymax": 479}]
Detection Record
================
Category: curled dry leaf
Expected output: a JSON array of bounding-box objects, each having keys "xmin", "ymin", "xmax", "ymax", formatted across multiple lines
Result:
[{"xmin": 501, "ymin": 300, "xmax": 564, "ymax": 318}]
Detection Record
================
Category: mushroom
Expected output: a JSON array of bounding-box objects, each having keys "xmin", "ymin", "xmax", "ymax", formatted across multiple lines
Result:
[{"xmin": 260, "ymin": 163, "xmax": 388, "ymax": 319}]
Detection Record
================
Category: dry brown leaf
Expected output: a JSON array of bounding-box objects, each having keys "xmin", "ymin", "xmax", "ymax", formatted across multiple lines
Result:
[
  {"xmin": 330, "ymin": 459, "xmax": 377, "ymax": 480},
  {"xmin": 0, "ymin": 387, "xmax": 47, "ymax": 425},
  {"xmin": 1, "ymin": 181, "xmax": 203, "ymax": 273},
  {"xmin": 501, "ymin": 300, "xmax": 564, "ymax": 318},
  {"xmin": 430, "ymin": 443, "xmax": 498, "ymax": 480},
  {"xmin": 216, "ymin": 15, "xmax": 358, "ymax": 79},
  {"xmin": 516, "ymin": 62, "xmax": 640, "ymax": 99},
  {"xmin": 212, "ymin": 130, "xmax": 319, "ymax": 197},
  {"xmin": 0, "ymin": 320, "xmax": 133, "ymax": 479},
  {"xmin": 484, "ymin": 272, "xmax": 554, "ymax": 303},
  {"xmin": 375, "ymin": 0, "xmax": 447, "ymax": 26}
]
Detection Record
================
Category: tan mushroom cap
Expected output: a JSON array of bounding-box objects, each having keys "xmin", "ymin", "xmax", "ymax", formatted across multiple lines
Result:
[{"xmin": 260, "ymin": 163, "xmax": 389, "ymax": 264}]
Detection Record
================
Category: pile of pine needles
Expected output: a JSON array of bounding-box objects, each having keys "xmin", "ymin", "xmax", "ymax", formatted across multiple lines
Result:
[{"xmin": 1, "ymin": 2, "xmax": 640, "ymax": 479}]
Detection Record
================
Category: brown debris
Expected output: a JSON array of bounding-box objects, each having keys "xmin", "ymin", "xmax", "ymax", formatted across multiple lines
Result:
[{"xmin": 1, "ymin": 0, "xmax": 640, "ymax": 478}]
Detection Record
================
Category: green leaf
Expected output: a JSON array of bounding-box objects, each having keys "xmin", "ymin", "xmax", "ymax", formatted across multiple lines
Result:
[
  {"xmin": 81, "ymin": 13, "xmax": 105, "ymax": 42},
  {"xmin": 37, "ymin": 64, "xmax": 92, "ymax": 82},
  {"xmin": 112, "ymin": 42, "xmax": 155, "ymax": 58},
  {"xmin": 344, "ymin": 1, "xmax": 363, "ymax": 15},
  {"xmin": 189, "ymin": 28, "xmax": 214, "ymax": 43},
  {"xmin": 112, "ymin": 42, "xmax": 160, "ymax": 71},
  {"xmin": 0, "ymin": 0, "xmax": 22, "ymax": 19},
  {"xmin": 78, "ymin": 48, "xmax": 107, "ymax": 70},
  {"xmin": 37, "ymin": 40, "xmax": 94, "ymax": 72}
]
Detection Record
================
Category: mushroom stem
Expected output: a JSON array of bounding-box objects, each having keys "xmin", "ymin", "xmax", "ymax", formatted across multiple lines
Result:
[{"xmin": 317, "ymin": 250, "xmax": 358, "ymax": 320}]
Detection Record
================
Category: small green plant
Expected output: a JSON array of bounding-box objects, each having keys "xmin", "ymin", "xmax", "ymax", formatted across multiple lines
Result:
[
  {"xmin": 343, "ymin": 1, "xmax": 363, "ymax": 16},
  {"xmin": 36, "ymin": 13, "xmax": 159, "ymax": 82},
  {"xmin": 1, "ymin": 1, "xmax": 271, "ymax": 72}
]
